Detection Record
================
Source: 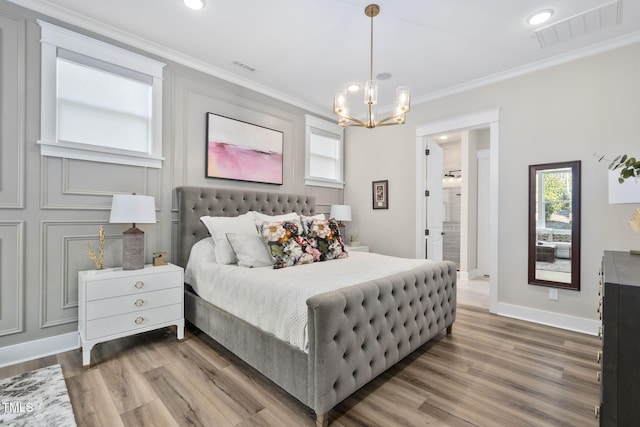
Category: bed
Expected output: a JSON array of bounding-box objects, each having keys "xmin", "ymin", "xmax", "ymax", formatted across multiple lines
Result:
[{"xmin": 177, "ymin": 186, "xmax": 457, "ymax": 426}]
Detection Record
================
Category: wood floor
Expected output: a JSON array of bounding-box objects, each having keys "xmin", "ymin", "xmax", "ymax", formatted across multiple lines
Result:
[{"xmin": 0, "ymin": 304, "xmax": 600, "ymax": 427}]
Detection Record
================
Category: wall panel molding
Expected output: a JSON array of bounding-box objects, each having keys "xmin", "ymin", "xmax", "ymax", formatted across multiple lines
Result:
[
  {"xmin": 171, "ymin": 76, "xmax": 299, "ymax": 211},
  {"xmin": 40, "ymin": 157, "xmax": 162, "ymax": 210},
  {"xmin": 0, "ymin": 13, "xmax": 25, "ymax": 208},
  {"xmin": 170, "ymin": 218, "xmax": 179, "ymax": 266},
  {"xmin": 40, "ymin": 220, "xmax": 126, "ymax": 328},
  {"xmin": 0, "ymin": 221, "xmax": 24, "ymax": 336}
]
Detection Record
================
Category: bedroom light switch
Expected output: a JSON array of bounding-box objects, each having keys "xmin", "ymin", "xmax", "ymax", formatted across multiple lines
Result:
[{"xmin": 548, "ymin": 288, "xmax": 559, "ymax": 301}]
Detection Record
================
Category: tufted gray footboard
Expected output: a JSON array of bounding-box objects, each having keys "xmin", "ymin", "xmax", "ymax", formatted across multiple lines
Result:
[
  {"xmin": 306, "ymin": 260, "xmax": 456, "ymax": 423},
  {"xmin": 177, "ymin": 186, "xmax": 457, "ymax": 426}
]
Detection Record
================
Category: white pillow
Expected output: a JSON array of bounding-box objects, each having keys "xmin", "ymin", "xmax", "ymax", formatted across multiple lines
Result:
[
  {"xmin": 184, "ymin": 237, "xmax": 215, "ymax": 285},
  {"xmin": 252, "ymin": 211, "xmax": 301, "ymax": 228},
  {"xmin": 226, "ymin": 233, "xmax": 273, "ymax": 268},
  {"xmin": 200, "ymin": 213, "xmax": 258, "ymax": 264}
]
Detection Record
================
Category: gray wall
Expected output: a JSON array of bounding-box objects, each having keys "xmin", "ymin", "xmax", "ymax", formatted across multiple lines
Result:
[
  {"xmin": 0, "ymin": 0, "xmax": 341, "ymax": 349},
  {"xmin": 346, "ymin": 42, "xmax": 640, "ymax": 325}
]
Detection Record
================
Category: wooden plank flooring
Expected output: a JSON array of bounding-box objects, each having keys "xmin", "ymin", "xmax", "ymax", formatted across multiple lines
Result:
[{"xmin": 0, "ymin": 305, "xmax": 601, "ymax": 426}]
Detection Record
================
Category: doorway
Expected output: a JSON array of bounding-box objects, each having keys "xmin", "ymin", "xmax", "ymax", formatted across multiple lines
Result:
[
  {"xmin": 439, "ymin": 135, "xmax": 463, "ymax": 270},
  {"xmin": 415, "ymin": 109, "xmax": 500, "ymax": 314}
]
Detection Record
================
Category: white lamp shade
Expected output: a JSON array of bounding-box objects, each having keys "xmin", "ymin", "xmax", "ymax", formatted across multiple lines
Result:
[
  {"xmin": 109, "ymin": 194, "xmax": 157, "ymax": 224},
  {"xmin": 608, "ymin": 170, "xmax": 640, "ymax": 204},
  {"xmin": 330, "ymin": 204, "xmax": 352, "ymax": 221}
]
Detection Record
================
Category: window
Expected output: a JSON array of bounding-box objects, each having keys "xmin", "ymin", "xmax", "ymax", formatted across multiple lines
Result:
[
  {"xmin": 305, "ymin": 115, "xmax": 344, "ymax": 188},
  {"xmin": 37, "ymin": 21, "xmax": 165, "ymax": 168}
]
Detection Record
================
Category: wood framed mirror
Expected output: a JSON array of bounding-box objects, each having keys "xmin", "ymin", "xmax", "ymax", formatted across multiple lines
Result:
[{"xmin": 528, "ymin": 160, "xmax": 581, "ymax": 290}]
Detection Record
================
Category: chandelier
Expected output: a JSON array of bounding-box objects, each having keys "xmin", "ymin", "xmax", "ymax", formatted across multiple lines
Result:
[{"xmin": 333, "ymin": 4, "xmax": 411, "ymax": 128}]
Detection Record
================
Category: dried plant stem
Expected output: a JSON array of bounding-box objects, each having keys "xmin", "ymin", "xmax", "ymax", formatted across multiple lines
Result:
[{"xmin": 86, "ymin": 225, "xmax": 106, "ymax": 270}]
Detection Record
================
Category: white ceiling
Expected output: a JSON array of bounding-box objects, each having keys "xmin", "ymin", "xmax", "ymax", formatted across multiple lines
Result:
[{"xmin": 9, "ymin": 0, "xmax": 640, "ymax": 118}]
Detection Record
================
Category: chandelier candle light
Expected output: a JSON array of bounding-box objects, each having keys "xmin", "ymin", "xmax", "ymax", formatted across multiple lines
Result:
[{"xmin": 333, "ymin": 4, "xmax": 410, "ymax": 128}]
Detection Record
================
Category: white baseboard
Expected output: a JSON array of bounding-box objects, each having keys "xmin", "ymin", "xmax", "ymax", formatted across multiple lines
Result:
[
  {"xmin": 497, "ymin": 302, "xmax": 600, "ymax": 336},
  {"xmin": 0, "ymin": 332, "xmax": 79, "ymax": 368},
  {"xmin": 459, "ymin": 269, "xmax": 480, "ymax": 280}
]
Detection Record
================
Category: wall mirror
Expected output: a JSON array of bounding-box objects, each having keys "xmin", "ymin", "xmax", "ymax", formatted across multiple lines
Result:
[{"xmin": 528, "ymin": 160, "xmax": 581, "ymax": 290}]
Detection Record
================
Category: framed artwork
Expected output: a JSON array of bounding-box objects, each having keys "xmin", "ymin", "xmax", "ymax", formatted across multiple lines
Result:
[
  {"xmin": 372, "ymin": 180, "xmax": 389, "ymax": 209},
  {"xmin": 206, "ymin": 113, "xmax": 283, "ymax": 185}
]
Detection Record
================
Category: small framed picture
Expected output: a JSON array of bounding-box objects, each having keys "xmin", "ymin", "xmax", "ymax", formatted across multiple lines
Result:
[{"xmin": 372, "ymin": 180, "xmax": 389, "ymax": 209}]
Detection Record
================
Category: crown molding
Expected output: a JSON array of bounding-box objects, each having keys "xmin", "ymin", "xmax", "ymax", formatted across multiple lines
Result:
[
  {"xmin": 6, "ymin": 0, "xmax": 334, "ymax": 119},
  {"xmin": 8, "ymin": 0, "xmax": 640, "ymax": 116},
  {"xmin": 413, "ymin": 30, "xmax": 640, "ymax": 105}
]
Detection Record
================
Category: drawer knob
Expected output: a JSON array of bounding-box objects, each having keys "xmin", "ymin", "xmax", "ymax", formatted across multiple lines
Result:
[
  {"xmin": 596, "ymin": 350, "xmax": 602, "ymax": 363},
  {"xmin": 134, "ymin": 281, "xmax": 144, "ymax": 289},
  {"xmin": 135, "ymin": 317, "xmax": 144, "ymax": 325},
  {"xmin": 596, "ymin": 370, "xmax": 601, "ymax": 382},
  {"xmin": 595, "ymin": 405, "xmax": 600, "ymax": 419},
  {"xmin": 134, "ymin": 299, "xmax": 144, "ymax": 307}
]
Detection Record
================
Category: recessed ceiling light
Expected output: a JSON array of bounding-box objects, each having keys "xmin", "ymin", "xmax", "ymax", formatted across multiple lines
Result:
[
  {"xmin": 347, "ymin": 83, "xmax": 361, "ymax": 92},
  {"xmin": 183, "ymin": 0, "xmax": 205, "ymax": 10},
  {"xmin": 439, "ymin": 135, "xmax": 448, "ymax": 140},
  {"xmin": 528, "ymin": 9, "xmax": 554, "ymax": 25}
]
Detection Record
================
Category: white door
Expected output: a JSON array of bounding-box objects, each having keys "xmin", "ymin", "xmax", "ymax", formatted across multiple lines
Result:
[{"xmin": 426, "ymin": 140, "xmax": 444, "ymax": 261}]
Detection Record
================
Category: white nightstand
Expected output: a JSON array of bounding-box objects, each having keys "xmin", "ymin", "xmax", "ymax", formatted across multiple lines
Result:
[
  {"xmin": 78, "ymin": 263, "xmax": 184, "ymax": 367},
  {"xmin": 347, "ymin": 245, "xmax": 370, "ymax": 252}
]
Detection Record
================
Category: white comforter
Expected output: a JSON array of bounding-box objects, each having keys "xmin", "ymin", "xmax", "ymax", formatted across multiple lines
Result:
[{"xmin": 185, "ymin": 239, "xmax": 432, "ymax": 351}]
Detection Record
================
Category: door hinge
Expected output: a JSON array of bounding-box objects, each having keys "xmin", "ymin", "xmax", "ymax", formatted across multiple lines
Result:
[
  {"xmin": 425, "ymin": 229, "xmax": 430, "ymax": 236},
  {"xmin": 425, "ymin": 190, "xmax": 430, "ymax": 197},
  {"xmin": 425, "ymin": 149, "xmax": 430, "ymax": 155}
]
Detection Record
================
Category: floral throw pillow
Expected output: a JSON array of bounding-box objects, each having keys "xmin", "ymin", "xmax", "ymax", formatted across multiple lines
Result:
[
  {"xmin": 304, "ymin": 218, "xmax": 349, "ymax": 261},
  {"xmin": 260, "ymin": 221, "xmax": 318, "ymax": 269}
]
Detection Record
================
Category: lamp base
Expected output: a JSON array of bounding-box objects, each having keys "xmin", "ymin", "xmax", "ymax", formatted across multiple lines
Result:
[
  {"xmin": 122, "ymin": 227, "xmax": 145, "ymax": 270},
  {"xmin": 631, "ymin": 249, "xmax": 640, "ymax": 256}
]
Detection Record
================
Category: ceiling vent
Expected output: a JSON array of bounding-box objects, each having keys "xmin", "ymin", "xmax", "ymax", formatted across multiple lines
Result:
[
  {"xmin": 534, "ymin": 0, "xmax": 621, "ymax": 48},
  {"xmin": 231, "ymin": 60, "xmax": 256, "ymax": 72}
]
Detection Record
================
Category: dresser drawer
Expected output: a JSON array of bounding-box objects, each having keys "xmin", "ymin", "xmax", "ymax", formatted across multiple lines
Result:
[
  {"xmin": 87, "ymin": 287, "xmax": 182, "ymax": 321},
  {"xmin": 86, "ymin": 303, "xmax": 182, "ymax": 340},
  {"xmin": 86, "ymin": 270, "xmax": 182, "ymax": 300}
]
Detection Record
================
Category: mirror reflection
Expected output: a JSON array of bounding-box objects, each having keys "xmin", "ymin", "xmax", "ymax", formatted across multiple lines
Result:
[{"xmin": 528, "ymin": 161, "xmax": 581, "ymax": 290}]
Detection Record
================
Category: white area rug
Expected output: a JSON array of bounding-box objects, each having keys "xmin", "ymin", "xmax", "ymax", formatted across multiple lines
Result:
[{"xmin": 0, "ymin": 364, "xmax": 76, "ymax": 426}]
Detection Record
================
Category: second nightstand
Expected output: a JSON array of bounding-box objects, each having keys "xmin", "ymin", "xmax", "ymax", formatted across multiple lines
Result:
[{"xmin": 78, "ymin": 263, "xmax": 184, "ymax": 367}]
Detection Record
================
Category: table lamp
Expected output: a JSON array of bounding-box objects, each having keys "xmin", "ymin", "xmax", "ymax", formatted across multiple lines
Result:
[
  {"xmin": 109, "ymin": 194, "xmax": 156, "ymax": 270},
  {"xmin": 330, "ymin": 204, "xmax": 352, "ymax": 227}
]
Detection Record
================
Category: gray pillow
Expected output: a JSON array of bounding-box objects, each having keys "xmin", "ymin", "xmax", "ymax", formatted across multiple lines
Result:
[{"xmin": 226, "ymin": 233, "xmax": 273, "ymax": 268}]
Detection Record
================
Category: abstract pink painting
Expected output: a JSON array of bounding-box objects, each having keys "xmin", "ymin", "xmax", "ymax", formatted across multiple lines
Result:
[{"xmin": 206, "ymin": 113, "xmax": 283, "ymax": 185}]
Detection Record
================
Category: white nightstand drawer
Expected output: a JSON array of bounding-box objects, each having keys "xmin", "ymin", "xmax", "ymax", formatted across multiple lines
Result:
[
  {"xmin": 86, "ymin": 269, "xmax": 182, "ymax": 300},
  {"xmin": 87, "ymin": 287, "xmax": 182, "ymax": 321},
  {"xmin": 86, "ymin": 303, "xmax": 182, "ymax": 340}
]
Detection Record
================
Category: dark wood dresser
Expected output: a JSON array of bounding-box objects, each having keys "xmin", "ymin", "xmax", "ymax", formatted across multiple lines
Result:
[{"xmin": 598, "ymin": 250, "xmax": 640, "ymax": 426}]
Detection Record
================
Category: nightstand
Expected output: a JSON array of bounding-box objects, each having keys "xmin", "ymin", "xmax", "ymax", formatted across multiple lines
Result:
[
  {"xmin": 347, "ymin": 245, "xmax": 370, "ymax": 252},
  {"xmin": 78, "ymin": 263, "xmax": 184, "ymax": 367}
]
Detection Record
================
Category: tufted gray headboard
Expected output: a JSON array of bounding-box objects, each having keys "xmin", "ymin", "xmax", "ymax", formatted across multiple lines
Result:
[{"xmin": 176, "ymin": 186, "xmax": 316, "ymax": 267}]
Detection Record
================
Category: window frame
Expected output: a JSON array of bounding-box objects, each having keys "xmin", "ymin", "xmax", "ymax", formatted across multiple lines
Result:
[
  {"xmin": 37, "ymin": 21, "xmax": 166, "ymax": 168},
  {"xmin": 304, "ymin": 115, "xmax": 345, "ymax": 189}
]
